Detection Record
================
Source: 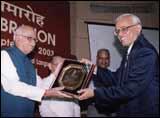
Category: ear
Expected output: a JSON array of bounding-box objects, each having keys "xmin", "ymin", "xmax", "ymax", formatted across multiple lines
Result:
[
  {"xmin": 13, "ymin": 35, "xmax": 16, "ymax": 41},
  {"xmin": 136, "ymin": 24, "xmax": 142, "ymax": 33},
  {"xmin": 96, "ymin": 56, "xmax": 98, "ymax": 60},
  {"xmin": 13, "ymin": 35, "xmax": 20, "ymax": 42}
]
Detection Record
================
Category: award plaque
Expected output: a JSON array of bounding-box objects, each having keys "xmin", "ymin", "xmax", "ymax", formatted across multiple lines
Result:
[{"xmin": 52, "ymin": 59, "xmax": 95, "ymax": 96}]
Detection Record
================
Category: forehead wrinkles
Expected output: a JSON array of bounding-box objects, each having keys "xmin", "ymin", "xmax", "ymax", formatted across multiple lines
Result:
[
  {"xmin": 116, "ymin": 17, "xmax": 134, "ymax": 28},
  {"xmin": 98, "ymin": 51, "xmax": 109, "ymax": 57},
  {"xmin": 15, "ymin": 26, "xmax": 36, "ymax": 37}
]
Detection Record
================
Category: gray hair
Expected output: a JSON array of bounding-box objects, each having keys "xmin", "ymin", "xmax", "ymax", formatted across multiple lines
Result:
[
  {"xmin": 13, "ymin": 25, "xmax": 36, "ymax": 40},
  {"xmin": 115, "ymin": 13, "xmax": 142, "ymax": 25}
]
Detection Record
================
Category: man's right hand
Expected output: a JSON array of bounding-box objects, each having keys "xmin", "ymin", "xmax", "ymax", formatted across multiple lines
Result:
[
  {"xmin": 44, "ymin": 87, "xmax": 73, "ymax": 99},
  {"xmin": 80, "ymin": 58, "xmax": 97, "ymax": 74},
  {"xmin": 80, "ymin": 58, "xmax": 93, "ymax": 65}
]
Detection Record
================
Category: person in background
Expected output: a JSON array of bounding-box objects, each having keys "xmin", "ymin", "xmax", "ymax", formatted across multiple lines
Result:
[
  {"xmin": 93, "ymin": 48, "xmax": 111, "ymax": 87},
  {"xmin": 1, "ymin": 25, "xmax": 72, "ymax": 117},
  {"xmin": 78, "ymin": 13, "xmax": 159, "ymax": 117},
  {"xmin": 39, "ymin": 56, "xmax": 80, "ymax": 117},
  {"xmin": 87, "ymin": 48, "xmax": 116, "ymax": 117}
]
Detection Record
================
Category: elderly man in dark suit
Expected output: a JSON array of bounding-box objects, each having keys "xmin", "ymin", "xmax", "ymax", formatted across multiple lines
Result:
[{"xmin": 78, "ymin": 13, "xmax": 159, "ymax": 117}]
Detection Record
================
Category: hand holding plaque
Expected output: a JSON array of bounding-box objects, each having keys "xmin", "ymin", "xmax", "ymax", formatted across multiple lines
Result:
[{"xmin": 52, "ymin": 59, "xmax": 95, "ymax": 98}]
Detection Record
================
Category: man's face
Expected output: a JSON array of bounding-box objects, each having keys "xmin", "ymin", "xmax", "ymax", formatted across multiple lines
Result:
[
  {"xmin": 96, "ymin": 51, "xmax": 110, "ymax": 69},
  {"xmin": 15, "ymin": 26, "xmax": 36, "ymax": 54},
  {"xmin": 115, "ymin": 16, "xmax": 141, "ymax": 47}
]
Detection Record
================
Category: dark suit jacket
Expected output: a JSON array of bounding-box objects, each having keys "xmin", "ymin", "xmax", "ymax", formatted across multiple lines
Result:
[
  {"xmin": 93, "ymin": 68, "xmax": 113, "ymax": 88},
  {"xmin": 94, "ymin": 33, "xmax": 159, "ymax": 117},
  {"xmin": 92, "ymin": 70, "xmax": 119, "ymax": 115}
]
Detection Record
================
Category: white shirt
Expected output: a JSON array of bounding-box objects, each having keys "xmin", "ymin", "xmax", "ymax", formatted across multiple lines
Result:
[
  {"xmin": 39, "ymin": 74, "xmax": 80, "ymax": 117},
  {"xmin": 1, "ymin": 50, "xmax": 55, "ymax": 102},
  {"xmin": 127, "ymin": 42, "xmax": 134, "ymax": 55},
  {"xmin": 38, "ymin": 61, "xmax": 80, "ymax": 117},
  {"xmin": 39, "ymin": 98, "xmax": 80, "ymax": 117}
]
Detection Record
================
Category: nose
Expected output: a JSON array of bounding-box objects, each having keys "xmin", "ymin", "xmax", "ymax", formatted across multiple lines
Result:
[
  {"xmin": 118, "ymin": 30, "xmax": 125, "ymax": 37},
  {"xmin": 118, "ymin": 32, "xmax": 125, "ymax": 41}
]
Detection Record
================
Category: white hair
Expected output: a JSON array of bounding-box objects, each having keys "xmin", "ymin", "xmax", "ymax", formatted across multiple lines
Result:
[
  {"xmin": 13, "ymin": 25, "xmax": 36, "ymax": 40},
  {"xmin": 115, "ymin": 13, "xmax": 142, "ymax": 25}
]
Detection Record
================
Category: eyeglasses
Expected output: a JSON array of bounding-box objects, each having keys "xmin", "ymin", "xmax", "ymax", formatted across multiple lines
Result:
[
  {"xmin": 114, "ymin": 23, "xmax": 140, "ymax": 36},
  {"xmin": 15, "ymin": 34, "xmax": 37, "ymax": 42}
]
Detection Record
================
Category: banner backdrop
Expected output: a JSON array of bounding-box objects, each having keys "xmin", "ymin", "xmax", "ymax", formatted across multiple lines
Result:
[{"xmin": 1, "ymin": 1, "xmax": 71, "ymax": 77}]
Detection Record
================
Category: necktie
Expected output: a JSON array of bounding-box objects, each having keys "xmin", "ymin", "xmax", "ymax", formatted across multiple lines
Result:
[
  {"xmin": 120, "ymin": 52, "xmax": 129, "ymax": 85},
  {"xmin": 124, "ymin": 53, "xmax": 129, "ymax": 68}
]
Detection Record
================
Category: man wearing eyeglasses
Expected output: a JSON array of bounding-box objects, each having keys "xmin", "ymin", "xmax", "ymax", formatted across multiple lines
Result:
[
  {"xmin": 78, "ymin": 13, "xmax": 159, "ymax": 117},
  {"xmin": 1, "ymin": 25, "xmax": 72, "ymax": 117}
]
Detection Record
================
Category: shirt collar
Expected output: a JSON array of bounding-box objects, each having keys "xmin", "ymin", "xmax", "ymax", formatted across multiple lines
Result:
[{"xmin": 127, "ymin": 42, "xmax": 134, "ymax": 55}]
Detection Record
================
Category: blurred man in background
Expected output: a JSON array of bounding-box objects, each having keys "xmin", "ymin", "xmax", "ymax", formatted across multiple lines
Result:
[{"xmin": 87, "ymin": 48, "xmax": 116, "ymax": 117}]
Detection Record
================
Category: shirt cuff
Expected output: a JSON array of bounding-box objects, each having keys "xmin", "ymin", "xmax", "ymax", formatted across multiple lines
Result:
[
  {"xmin": 93, "ymin": 66, "xmax": 97, "ymax": 75},
  {"xmin": 28, "ymin": 87, "xmax": 46, "ymax": 102}
]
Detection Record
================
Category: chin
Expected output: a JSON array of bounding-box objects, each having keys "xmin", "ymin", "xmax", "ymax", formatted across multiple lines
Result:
[
  {"xmin": 122, "ymin": 42, "xmax": 128, "ymax": 47},
  {"xmin": 26, "ymin": 50, "xmax": 33, "ymax": 54},
  {"xmin": 121, "ymin": 43, "xmax": 125, "ymax": 47}
]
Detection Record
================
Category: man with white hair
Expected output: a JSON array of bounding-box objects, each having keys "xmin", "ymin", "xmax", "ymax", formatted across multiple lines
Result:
[
  {"xmin": 1, "ymin": 25, "xmax": 72, "ymax": 117},
  {"xmin": 78, "ymin": 13, "xmax": 159, "ymax": 117},
  {"xmin": 39, "ymin": 56, "xmax": 80, "ymax": 117}
]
